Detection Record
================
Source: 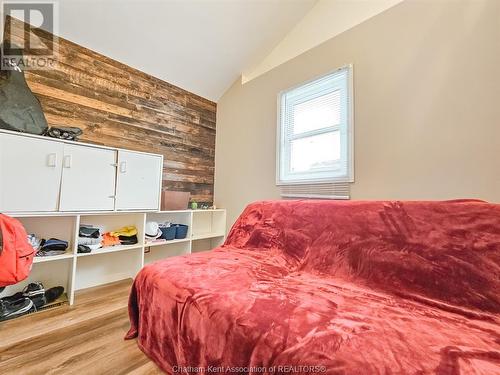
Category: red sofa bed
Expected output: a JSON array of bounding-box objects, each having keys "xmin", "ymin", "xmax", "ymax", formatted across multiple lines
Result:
[{"xmin": 127, "ymin": 200, "xmax": 500, "ymax": 374}]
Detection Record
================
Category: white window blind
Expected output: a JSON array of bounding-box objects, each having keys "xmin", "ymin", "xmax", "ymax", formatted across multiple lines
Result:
[{"xmin": 277, "ymin": 65, "xmax": 353, "ymax": 196}]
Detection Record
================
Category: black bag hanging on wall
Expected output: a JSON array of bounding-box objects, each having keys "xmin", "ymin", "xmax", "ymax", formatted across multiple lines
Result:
[{"xmin": 0, "ymin": 44, "xmax": 48, "ymax": 135}]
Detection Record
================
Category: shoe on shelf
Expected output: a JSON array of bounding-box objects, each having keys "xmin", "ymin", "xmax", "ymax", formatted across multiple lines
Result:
[
  {"xmin": 45, "ymin": 286, "xmax": 64, "ymax": 304},
  {"xmin": 30, "ymin": 295, "xmax": 46, "ymax": 309},
  {"xmin": 0, "ymin": 298, "xmax": 34, "ymax": 321},
  {"xmin": 23, "ymin": 282, "xmax": 47, "ymax": 308},
  {"xmin": 1, "ymin": 282, "xmax": 46, "ymax": 304},
  {"xmin": 22, "ymin": 282, "xmax": 45, "ymax": 298},
  {"xmin": 1, "ymin": 292, "xmax": 24, "ymax": 303}
]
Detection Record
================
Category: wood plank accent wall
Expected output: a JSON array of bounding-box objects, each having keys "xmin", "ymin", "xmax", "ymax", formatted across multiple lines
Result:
[{"xmin": 3, "ymin": 17, "xmax": 216, "ymax": 203}]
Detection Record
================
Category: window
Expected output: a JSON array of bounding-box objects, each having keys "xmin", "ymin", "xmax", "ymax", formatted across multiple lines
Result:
[{"xmin": 277, "ymin": 66, "xmax": 353, "ymax": 187}]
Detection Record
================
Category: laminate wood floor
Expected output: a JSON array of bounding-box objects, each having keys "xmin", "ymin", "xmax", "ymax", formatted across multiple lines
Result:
[{"xmin": 0, "ymin": 279, "xmax": 162, "ymax": 375}]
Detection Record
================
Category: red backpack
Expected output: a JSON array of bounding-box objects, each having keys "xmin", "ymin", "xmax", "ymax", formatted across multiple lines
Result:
[{"xmin": 0, "ymin": 214, "xmax": 35, "ymax": 287}]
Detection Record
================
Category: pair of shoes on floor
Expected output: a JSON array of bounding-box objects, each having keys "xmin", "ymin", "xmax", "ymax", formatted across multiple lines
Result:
[
  {"xmin": 0, "ymin": 283, "xmax": 44, "ymax": 321},
  {"xmin": 23, "ymin": 283, "xmax": 65, "ymax": 307},
  {"xmin": 3, "ymin": 282, "xmax": 46, "ymax": 308},
  {"xmin": 0, "ymin": 283, "xmax": 64, "ymax": 322}
]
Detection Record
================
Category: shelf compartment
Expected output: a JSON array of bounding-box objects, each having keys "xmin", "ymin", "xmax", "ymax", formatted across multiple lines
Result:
[
  {"xmin": 75, "ymin": 247, "xmax": 142, "ymax": 290},
  {"xmin": 17, "ymin": 216, "xmax": 77, "ymax": 257},
  {"xmin": 146, "ymin": 211, "xmax": 192, "ymax": 239},
  {"xmin": 79, "ymin": 212, "xmax": 145, "ymax": 246},
  {"xmin": 191, "ymin": 210, "xmax": 226, "ymax": 239},
  {"xmin": 191, "ymin": 236, "xmax": 225, "ymax": 253},
  {"xmin": 144, "ymin": 241, "xmax": 190, "ymax": 265},
  {"xmin": 0, "ymin": 260, "xmax": 73, "ymax": 301}
]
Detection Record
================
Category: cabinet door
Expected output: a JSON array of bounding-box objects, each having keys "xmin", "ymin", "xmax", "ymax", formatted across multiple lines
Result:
[
  {"xmin": 115, "ymin": 151, "xmax": 162, "ymax": 210},
  {"xmin": 0, "ymin": 133, "xmax": 63, "ymax": 212},
  {"xmin": 59, "ymin": 144, "xmax": 117, "ymax": 211}
]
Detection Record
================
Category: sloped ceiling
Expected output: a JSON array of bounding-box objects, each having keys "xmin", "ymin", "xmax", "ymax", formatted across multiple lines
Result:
[
  {"xmin": 55, "ymin": 0, "xmax": 317, "ymax": 101},
  {"xmin": 242, "ymin": 0, "xmax": 404, "ymax": 83}
]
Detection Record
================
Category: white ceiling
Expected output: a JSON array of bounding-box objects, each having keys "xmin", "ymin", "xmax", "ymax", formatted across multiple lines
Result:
[{"xmin": 56, "ymin": 0, "xmax": 316, "ymax": 101}]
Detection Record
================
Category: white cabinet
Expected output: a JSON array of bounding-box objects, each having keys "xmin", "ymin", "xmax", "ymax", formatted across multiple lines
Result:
[
  {"xmin": 115, "ymin": 150, "xmax": 162, "ymax": 210},
  {"xmin": 0, "ymin": 130, "xmax": 163, "ymax": 213},
  {"xmin": 0, "ymin": 133, "xmax": 64, "ymax": 212},
  {"xmin": 59, "ymin": 144, "xmax": 117, "ymax": 211}
]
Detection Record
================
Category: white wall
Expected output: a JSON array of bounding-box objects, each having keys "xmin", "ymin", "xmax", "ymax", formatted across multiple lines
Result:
[{"xmin": 215, "ymin": 0, "xmax": 500, "ymax": 230}]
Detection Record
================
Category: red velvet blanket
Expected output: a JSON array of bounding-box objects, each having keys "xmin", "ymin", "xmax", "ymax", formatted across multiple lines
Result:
[{"xmin": 126, "ymin": 200, "xmax": 500, "ymax": 374}]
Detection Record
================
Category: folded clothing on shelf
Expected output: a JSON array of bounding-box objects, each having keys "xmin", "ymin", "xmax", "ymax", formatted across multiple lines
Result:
[
  {"xmin": 36, "ymin": 238, "xmax": 68, "ymax": 257},
  {"xmin": 78, "ymin": 224, "xmax": 103, "ymax": 252},
  {"xmin": 79, "ymin": 226, "xmax": 100, "ymax": 239},
  {"xmin": 101, "ymin": 232, "xmax": 121, "ymax": 247},
  {"xmin": 77, "ymin": 243, "xmax": 103, "ymax": 253},
  {"xmin": 78, "ymin": 237, "xmax": 101, "ymax": 246},
  {"xmin": 118, "ymin": 234, "xmax": 138, "ymax": 245},
  {"xmin": 103, "ymin": 225, "xmax": 139, "ymax": 247},
  {"xmin": 110, "ymin": 226, "xmax": 137, "ymax": 237},
  {"xmin": 27, "ymin": 234, "xmax": 42, "ymax": 251},
  {"xmin": 77, "ymin": 244, "xmax": 92, "ymax": 254}
]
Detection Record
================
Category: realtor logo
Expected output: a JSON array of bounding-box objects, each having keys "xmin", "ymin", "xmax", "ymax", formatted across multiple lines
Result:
[{"xmin": 1, "ymin": 1, "xmax": 58, "ymax": 70}]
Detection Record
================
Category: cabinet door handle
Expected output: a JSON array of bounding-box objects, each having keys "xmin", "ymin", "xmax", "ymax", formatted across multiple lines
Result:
[
  {"xmin": 63, "ymin": 155, "xmax": 72, "ymax": 168},
  {"xmin": 47, "ymin": 153, "xmax": 57, "ymax": 168},
  {"xmin": 119, "ymin": 161, "xmax": 127, "ymax": 173}
]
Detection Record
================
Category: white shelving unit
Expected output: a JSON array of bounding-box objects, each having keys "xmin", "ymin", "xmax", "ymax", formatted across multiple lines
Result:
[{"xmin": 0, "ymin": 209, "xmax": 226, "ymax": 305}]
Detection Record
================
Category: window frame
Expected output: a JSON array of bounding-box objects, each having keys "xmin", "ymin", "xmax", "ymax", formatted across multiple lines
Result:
[{"xmin": 276, "ymin": 64, "xmax": 354, "ymax": 186}]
